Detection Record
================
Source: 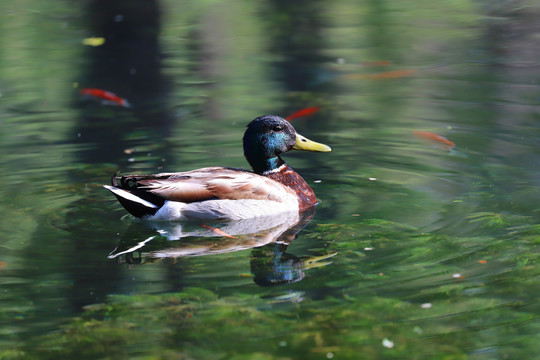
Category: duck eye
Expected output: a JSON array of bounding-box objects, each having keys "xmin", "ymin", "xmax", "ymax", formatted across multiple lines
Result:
[{"xmin": 273, "ymin": 125, "xmax": 284, "ymax": 132}]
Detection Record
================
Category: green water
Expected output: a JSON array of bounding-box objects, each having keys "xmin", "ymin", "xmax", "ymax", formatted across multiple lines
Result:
[{"xmin": 1, "ymin": 0, "xmax": 539, "ymax": 359}]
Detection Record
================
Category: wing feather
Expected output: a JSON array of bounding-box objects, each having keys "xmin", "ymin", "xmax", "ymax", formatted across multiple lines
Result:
[{"xmin": 121, "ymin": 167, "xmax": 296, "ymax": 204}]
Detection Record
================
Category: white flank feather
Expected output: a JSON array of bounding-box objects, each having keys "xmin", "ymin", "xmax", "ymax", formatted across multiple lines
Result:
[{"xmin": 103, "ymin": 185, "xmax": 158, "ymax": 209}]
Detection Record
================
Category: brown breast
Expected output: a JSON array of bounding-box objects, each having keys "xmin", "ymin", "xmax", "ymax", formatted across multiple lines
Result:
[{"xmin": 266, "ymin": 165, "xmax": 317, "ymax": 212}]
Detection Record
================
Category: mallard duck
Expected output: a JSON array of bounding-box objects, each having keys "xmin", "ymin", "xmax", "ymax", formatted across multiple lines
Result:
[{"xmin": 104, "ymin": 115, "xmax": 331, "ymax": 220}]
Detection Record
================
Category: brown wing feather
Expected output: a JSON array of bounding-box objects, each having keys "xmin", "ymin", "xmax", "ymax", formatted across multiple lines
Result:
[
  {"xmin": 129, "ymin": 167, "xmax": 296, "ymax": 203},
  {"xmin": 206, "ymin": 172, "xmax": 295, "ymax": 202}
]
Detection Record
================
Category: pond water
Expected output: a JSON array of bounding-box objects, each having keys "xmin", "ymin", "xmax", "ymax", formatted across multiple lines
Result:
[{"xmin": 1, "ymin": 0, "xmax": 539, "ymax": 359}]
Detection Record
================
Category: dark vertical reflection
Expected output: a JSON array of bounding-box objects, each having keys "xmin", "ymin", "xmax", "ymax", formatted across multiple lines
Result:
[
  {"xmin": 264, "ymin": 0, "xmax": 329, "ymax": 93},
  {"xmin": 65, "ymin": 0, "xmax": 180, "ymax": 309},
  {"xmin": 477, "ymin": 5, "xmax": 540, "ymax": 212},
  {"xmin": 76, "ymin": 0, "xmax": 174, "ymax": 165}
]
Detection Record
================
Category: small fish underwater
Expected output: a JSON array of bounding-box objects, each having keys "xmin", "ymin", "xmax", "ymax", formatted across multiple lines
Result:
[
  {"xmin": 413, "ymin": 131, "xmax": 467, "ymax": 157},
  {"xmin": 285, "ymin": 107, "xmax": 320, "ymax": 121},
  {"xmin": 80, "ymin": 88, "xmax": 131, "ymax": 108}
]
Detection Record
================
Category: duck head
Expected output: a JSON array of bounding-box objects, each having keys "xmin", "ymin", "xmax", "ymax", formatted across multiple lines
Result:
[{"xmin": 243, "ymin": 115, "xmax": 331, "ymax": 174}]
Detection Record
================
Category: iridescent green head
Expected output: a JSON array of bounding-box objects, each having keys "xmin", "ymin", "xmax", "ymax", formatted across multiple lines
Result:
[{"xmin": 243, "ymin": 115, "xmax": 331, "ymax": 174}]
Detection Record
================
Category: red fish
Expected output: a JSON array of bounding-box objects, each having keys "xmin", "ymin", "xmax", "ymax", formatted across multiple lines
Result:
[
  {"xmin": 413, "ymin": 131, "xmax": 455, "ymax": 150},
  {"xmin": 345, "ymin": 69, "xmax": 415, "ymax": 80},
  {"xmin": 200, "ymin": 224, "xmax": 237, "ymax": 238},
  {"xmin": 285, "ymin": 106, "xmax": 320, "ymax": 121},
  {"xmin": 80, "ymin": 88, "xmax": 131, "ymax": 108}
]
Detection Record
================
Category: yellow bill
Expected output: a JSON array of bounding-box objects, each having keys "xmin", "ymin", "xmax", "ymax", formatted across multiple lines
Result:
[{"xmin": 293, "ymin": 133, "xmax": 332, "ymax": 152}]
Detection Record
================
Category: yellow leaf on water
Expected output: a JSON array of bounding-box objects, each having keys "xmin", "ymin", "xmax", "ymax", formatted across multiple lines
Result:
[{"xmin": 82, "ymin": 37, "xmax": 106, "ymax": 47}]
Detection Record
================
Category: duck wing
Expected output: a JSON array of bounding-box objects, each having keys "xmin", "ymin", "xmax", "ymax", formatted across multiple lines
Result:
[{"xmin": 113, "ymin": 167, "xmax": 295, "ymax": 203}]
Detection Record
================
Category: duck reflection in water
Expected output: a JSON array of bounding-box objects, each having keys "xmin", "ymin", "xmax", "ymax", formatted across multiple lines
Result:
[
  {"xmin": 108, "ymin": 207, "xmax": 336, "ymax": 286},
  {"xmin": 251, "ymin": 241, "xmax": 336, "ymax": 287}
]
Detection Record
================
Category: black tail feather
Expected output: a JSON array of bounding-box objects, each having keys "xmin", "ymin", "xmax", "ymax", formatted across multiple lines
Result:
[
  {"xmin": 109, "ymin": 190, "xmax": 161, "ymax": 218},
  {"xmin": 107, "ymin": 172, "xmax": 168, "ymax": 218}
]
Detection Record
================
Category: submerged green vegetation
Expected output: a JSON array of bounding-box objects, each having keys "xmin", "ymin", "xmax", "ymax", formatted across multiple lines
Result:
[{"xmin": 2, "ymin": 214, "xmax": 539, "ymax": 359}]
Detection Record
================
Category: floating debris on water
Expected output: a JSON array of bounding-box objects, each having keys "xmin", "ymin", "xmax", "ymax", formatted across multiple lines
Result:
[
  {"xmin": 382, "ymin": 338, "xmax": 394, "ymax": 348},
  {"xmin": 82, "ymin": 37, "xmax": 106, "ymax": 47}
]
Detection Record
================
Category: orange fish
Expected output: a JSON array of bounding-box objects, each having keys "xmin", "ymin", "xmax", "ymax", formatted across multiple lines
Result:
[
  {"xmin": 413, "ymin": 131, "xmax": 455, "ymax": 150},
  {"xmin": 200, "ymin": 224, "xmax": 237, "ymax": 238},
  {"xmin": 285, "ymin": 106, "xmax": 320, "ymax": 121},
  {"xmin": 345, "ymin": 69, "xmax": 415, "ymax": 80},
  {"xmin": 80, "ymin": 88, "xmax": 131, "ymax": 108}
]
